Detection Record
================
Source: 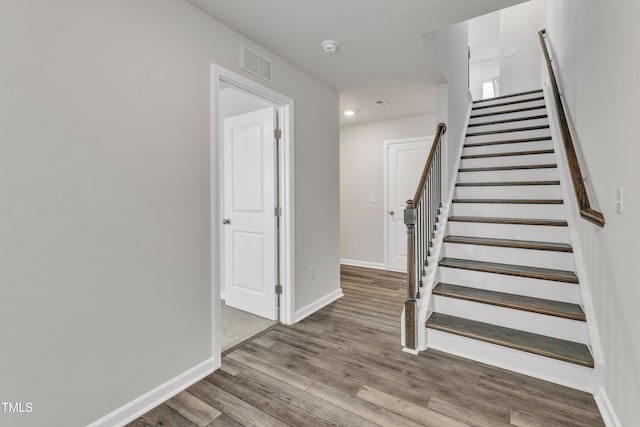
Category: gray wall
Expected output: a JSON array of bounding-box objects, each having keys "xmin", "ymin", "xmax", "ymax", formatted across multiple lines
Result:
[
  {"xmin": 340, "ymin": 114, "xmax": 436, "ymax": 265},
  {"xmin": 436, "ymin": 21, "xmax": 472, "ymax": 196},
  {"xmin": 499, "ymin": 0, "xmax": 543, "ymax": 95},
  {"xmin": 0, "ymin": 1, "xmax": 339, "ymax": 426},
  {"xmin": 219, "ymin": 86, "xmax": 272, "ymax": 120},
  {"xmin": 544, "ymin": 0, "xmax": 640, "ymax": 424}
]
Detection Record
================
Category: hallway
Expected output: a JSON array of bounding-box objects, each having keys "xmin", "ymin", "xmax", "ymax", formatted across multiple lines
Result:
[{"xmin": 130, "ymin": 265, "xmax": 603, "ymax": 426}]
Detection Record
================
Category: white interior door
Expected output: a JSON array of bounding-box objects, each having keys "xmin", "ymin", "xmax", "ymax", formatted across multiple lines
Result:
[
  {"xmin": 386, "ymin": 138, "xmax": 431, "ymax": 271},
  {"xmin": 223, "ymin": 107, "xmax": 277, "ymax": 320}
]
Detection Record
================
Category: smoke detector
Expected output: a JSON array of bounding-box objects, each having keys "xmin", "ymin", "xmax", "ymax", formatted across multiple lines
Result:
[{"xmin": 321, "ymin": 40, "xmax": 339, "ymax": 54}]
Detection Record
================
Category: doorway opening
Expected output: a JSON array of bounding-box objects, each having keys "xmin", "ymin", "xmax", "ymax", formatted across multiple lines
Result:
[{"xmin": 211, "ymin": 65, "xmax": 294, "ymax": 362}]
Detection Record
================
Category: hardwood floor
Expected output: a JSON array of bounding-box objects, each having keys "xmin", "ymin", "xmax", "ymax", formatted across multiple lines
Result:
[{"xmin": 129, "ymin": 265, "xmax": 604, "ymax": 427}]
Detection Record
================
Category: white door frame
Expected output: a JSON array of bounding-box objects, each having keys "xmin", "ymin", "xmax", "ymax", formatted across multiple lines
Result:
[
  {"xmin": 210, "ymin": 64, "xmax": 295, "ymax": 365},
  {"xmin": 383, "ymin": 136, "xmax": 432, "ymax": 271}
]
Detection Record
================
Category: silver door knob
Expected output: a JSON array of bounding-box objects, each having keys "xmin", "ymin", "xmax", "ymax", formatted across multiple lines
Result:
[{"xmin": 222, "ymin": 218, "xmax": 231, "ymax": 225}]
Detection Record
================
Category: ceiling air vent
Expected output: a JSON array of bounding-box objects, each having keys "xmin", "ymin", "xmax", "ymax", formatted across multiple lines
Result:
[
  {"xmin": 242, "ymin": 45, "xmax": 273, "ymax": 83},
  {"xmin": 374, "ymin": 99, "xmax": 391, "ymax": 107}
]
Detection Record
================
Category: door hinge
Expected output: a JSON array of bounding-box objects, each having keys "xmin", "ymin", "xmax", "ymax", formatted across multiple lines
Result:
[
  {"xmin": 275, "ymin": 284, "xmax": 283, "ymax": 294},
  {"xmin": 275, "ymin": 206, "xmax": 282, "ymax": 217},
  {"xmin": 274, "ymin": 129, "xmax": 282, "ymax": 140}
]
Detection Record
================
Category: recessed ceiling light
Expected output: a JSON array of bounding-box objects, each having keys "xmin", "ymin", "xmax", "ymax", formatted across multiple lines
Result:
[{"xmin": 344, "ymin": 110, "xmax": 355, "ymax": 117}]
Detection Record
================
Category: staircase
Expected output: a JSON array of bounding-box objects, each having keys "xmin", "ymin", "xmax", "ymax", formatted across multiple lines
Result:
[{"xmin": 425, "ymin": 89, "xmax": 594, "ymax": 390}]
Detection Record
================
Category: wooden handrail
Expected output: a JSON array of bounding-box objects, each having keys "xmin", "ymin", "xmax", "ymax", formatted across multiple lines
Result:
[
  {"xmin": 413, "ymin": 123, "xmax": 447, "ymax": 204},
  {"xmin": 538, "ymin": 29, "xmax": 605, "ymax": 227}
]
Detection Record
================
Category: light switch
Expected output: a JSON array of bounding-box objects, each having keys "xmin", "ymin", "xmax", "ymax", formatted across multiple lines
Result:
[
  {"xmin": 504, "ymin": 48, "xmax": 516, "ymax": 57},
  {"xmin": 370, "ymin": 194, "xmax": 376, "ymax": 203},
  {"xmin": 616, "ymin": 187, "xmax": 623, "ymax": 214}
]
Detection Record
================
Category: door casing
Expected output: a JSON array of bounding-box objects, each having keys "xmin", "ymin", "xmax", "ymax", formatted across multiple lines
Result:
[{"xmin": 211, "ymin": 65, "xmax": 295, "ymax": 367}]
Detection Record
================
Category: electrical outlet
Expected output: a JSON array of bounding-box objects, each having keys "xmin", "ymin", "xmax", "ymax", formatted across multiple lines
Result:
[
  {"xmin": 370, "ymin": 194, "xmax": 376, "ymax": 203},
  {"xmin": 309, "ymin": 266, "xmax": 316, "ymax": 280},
  {"xmin": 504, "ymin": 48, "xmax": 516, "ymax": 57}
]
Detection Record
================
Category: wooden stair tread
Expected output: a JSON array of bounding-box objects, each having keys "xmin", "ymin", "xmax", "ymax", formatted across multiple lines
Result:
[
  {"xmin": 448, "ymin": 216, "xmax": 568, "ymax": 226},
  {"xmin": 452, "ymin": 198, "xmax": 563, "ymax": 204},
  {"xmin": 467, "ymin": 125, "xmax": 550, "ymax": 137},
  {"xmin": 470, "ymin": 105, "xmax": 547, "ymax": 119},
  {"xmin": 433, "ymin": 283, "xmax": 586, "ymax": 321},
  {"xmin": 456, "ymin": 180, "xmax": 560, "ymax": 187},
  {"xmin": 467, "ymin": 114, "xmax": 548, "ymax": 127},
  {"xmin": 473, "ymin": 89, "xmax": 543, "ymax": 104},
  {"xmin": 461, "ymin": 149, "xmax": 554, "ymax": 159},
  {"xmin": 472, "ymin": 96, "xmax": 545, "ymax": 110},
  {"xmin": 426, "ymin": 313, "xmax": 594, "ymax": 367},
  {"xmin": 459, "ymin": 164, "xmax": 557, "ymax": 172},
  {"xmin": 464, "ymin": 136, "xmax": 552, "ymax": 148},
  {"xmin": 444, "ymin": 235, "xmax": 573, "ymax": 253},
  {"xmin": 439, "ymin": 257, "xmax": 579, "ymax": 283}
]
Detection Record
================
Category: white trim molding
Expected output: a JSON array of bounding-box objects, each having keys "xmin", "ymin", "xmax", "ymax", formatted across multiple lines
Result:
[
  {"xmin": 211, "ymin": 63, "xmax": 296, "ymax": 342},
  {"xmin": 294, "ymin": 288, "xmax": 343, "ymax": 323},
  {"xmin": 340, "ymin": 258, "xmax": 386, "ymax": 271},
  {"xmin": 88, "ymin": 358, "xmax": 216, "ymax": 427},
  {"xmin": 595, "ymin": 387, "xmax": 623, "ymax": 427}
]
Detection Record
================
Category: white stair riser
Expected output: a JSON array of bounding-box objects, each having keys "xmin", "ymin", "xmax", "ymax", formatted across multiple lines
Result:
[
  {"xmin": 443, "ymin": 242, "xmax": 574, "ymax": 271},
  {"xmin": 464, "ymin": 140, "xmax": 553, "ymax": 156},
  {"xmin": 454, "ymin": 185, "xmax": 562, "ymax": 199},
  {"xmin": 450, "ymin": 202, "xmax": 565, "ymax": 219},
  {"xmin": 466, "ymin": 128, "xmax": 551, "ymax": 144},
  {"xmin": 467, "ymin": 117, "xmax": 549, "ymax": 134},
  {"xmin": 446, "ymin": 222, "xmax": 570, "ymax": 244},
  {"xmin": 457, "ymin": 168, "xmax": 559, "ymax": 182},
  {"xmin": 432, "ymin": 296, "xmax": 588, "ymax": 343},
  {"xmin": 469, "ymin": 107, "xmax": 547, "ymax": 124},
  {"xmin": 472, "ymin": 100, "xmax": 546, "ymax": 116},
  {"xmin": 473, "ymin": 93, "xmax": 544, "ymax": 108},
  {"xmin": 460, "ymin": 153, "xmax": 557, "ymax": 169},
  {"xmin": 438, "ymin": 267, "xmax": 581, "ymax": 303},
  {"xmin": 426, "ymin": 329, "xmax": 594, "ymax": 392}
]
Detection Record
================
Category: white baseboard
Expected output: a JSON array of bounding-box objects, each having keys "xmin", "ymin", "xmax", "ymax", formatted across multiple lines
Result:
[
  {"xmin": 88, "ymin": 357, "xmax": 216, "ymax": 427},
  {"xmin": 340, "ymin": 258, "xmax": 386, "ymax": 271},
  {"xmin": 294, "ymin": 288, "xmax": 343, "ymax": 323},
  {"xmin": 594, "ymin": 387, "xmax": 623, "ymax": 427},
  {"xmin": 402, "ymin": 347, "xmax": 420, "ymax": 355}
]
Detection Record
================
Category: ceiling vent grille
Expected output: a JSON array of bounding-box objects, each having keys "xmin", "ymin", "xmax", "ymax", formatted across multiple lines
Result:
[
  {"xmin": 242, "ymin": 45, "xmax": 273, "ymax": 83},
  {"xmin": 374, "ymin": 99, "xmax": 391, "ymax": 107}
]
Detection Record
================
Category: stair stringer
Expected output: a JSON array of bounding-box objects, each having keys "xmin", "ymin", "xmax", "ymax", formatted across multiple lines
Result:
[
  {"xmin": 416, "ymin": 98, "xmax": 473, "ymax": 352},
  {"xmin": 401, "ymin": 97, "xmax": 474, "ymax": 353},
  {"xmin": 542, "ymin": 84, "xmax": 604, "ymax": 389}
]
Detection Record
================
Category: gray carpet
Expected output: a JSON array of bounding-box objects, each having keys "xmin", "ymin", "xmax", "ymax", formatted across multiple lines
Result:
[{"xmin": 221, "ymin": 301, "xmax": 277, "ymax": 352}]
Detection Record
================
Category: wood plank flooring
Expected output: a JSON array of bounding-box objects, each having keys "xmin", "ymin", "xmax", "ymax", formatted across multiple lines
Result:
[{"xmin": 129, "ymin": 265, "xmax": 604, "ymax": 427}]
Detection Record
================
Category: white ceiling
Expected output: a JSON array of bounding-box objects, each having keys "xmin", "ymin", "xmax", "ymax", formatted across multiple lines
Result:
[{"xmin": 188, "ymin": 0, "xmax": 526, "ymax": 126}]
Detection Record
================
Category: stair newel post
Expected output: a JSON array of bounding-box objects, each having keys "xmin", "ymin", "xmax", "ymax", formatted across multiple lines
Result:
[{"xmin": 404, "ymin": 199, "xmax": 417, "ymax": 350}]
